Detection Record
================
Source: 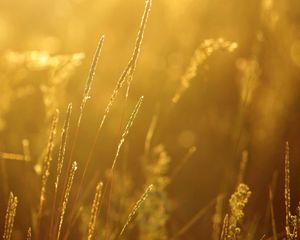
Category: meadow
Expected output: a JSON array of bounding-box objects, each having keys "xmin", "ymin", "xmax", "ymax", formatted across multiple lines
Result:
[{"xmin": 0, "ymin": 0, "xmax": 300, "ymax": 239}]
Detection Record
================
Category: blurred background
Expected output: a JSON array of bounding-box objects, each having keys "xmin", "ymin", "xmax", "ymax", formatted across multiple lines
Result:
[{"xmin": 1, "ymin": 0, "xmax": 300, "ymax": 239}]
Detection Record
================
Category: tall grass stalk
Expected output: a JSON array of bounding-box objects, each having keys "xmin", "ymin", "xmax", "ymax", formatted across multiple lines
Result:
[
  {"xmin": 111, "ymin": 96, "xmax": 144, "ymax": 171},
  {"xmin": 63, "ymin": 35, "xmax": 104, "ymax": 183},
  {"xmin": 84, "ymin": 0, "xmax": 152, "ymax": 173},
  {"xmin": 55, "ymin": 103, "xmax": 73, "ymax": 193},
  {"xmin": 119, "ymin": 184, "xmax": 154, "ymax": 238},
  {"xmin": 220, "ymin": 214, "xmax": 229, "ymax": 240},
  {"xmin": 66, "ymin": 2, "xmax": 152, "ymax": 232},
  {"xmin": 2, "ymin": 192, "xmax": 18, "ymax": 240},
  {"xmin": 58, "ymin": 35, "xmax": 104, "ymax": 237},
  {"xmin": 95, "ymin": 0, "xmax": 152, "ymax": 145},
  {"xmin": 284, "ymin": 142, "xmax": 298, "ymax": 239},
  {"xmin": 78, "ymin": 35, "xmax": 105, "ymax": 127},
  {"xmin": 56, "ymin": 161, "xmax": 77, "ymax": 240},
  {"xmin": 87, "ymin": 182, "xmax": 103, "ymax": 240},
  {"xmin": 103, "ymin": 96, "xmax": 144, "ymax": 239},
  {"xmin": 37, "ymin": 109, "xmax": 59, "ymax": 239},
  {"xmin": 285, "ymin": 141, "xmax": 291, "ymax": 238},
  {"xmin": 49, "ymin": 103, "xmax": 73, "ymax": 239},
  {"xmin": 172, "ymin": 38, "xmax": 238, "ymax": 104}
]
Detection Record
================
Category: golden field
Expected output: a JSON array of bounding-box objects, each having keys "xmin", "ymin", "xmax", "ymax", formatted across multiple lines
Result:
[{"xmin": 0, "ymin": 0, "xmax": 300, "ymax": 239}]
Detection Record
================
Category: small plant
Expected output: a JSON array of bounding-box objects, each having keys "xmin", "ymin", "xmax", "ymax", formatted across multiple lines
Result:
[{"xmin": 221, "ymin": 184, "xmax": 251, "ymax": 240}]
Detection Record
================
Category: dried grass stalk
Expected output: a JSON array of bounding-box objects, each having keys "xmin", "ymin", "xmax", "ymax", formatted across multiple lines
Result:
[
  {"xmin": 56, "ymin": 161, "xmax": 77, "ymax": 240},
  {"xmin": 220, "ymin": 214, "xmax": 229, "ymax": 240},
  {"xmin": 78, "ymin": 35, "xmax": 105, "ymax": 126},
  {"xmin": 3, "ymin": 192, "xmax": 18, "ymax": 240},
  {"xmin": 285, "ymin": 141, "xmax": 291, "ymax": 233},
  {"xmin": 97, "ymin": 0, "xmax": 152, "ymax": 133},
  {"xmin": 172, "ymin": 38, "xmax": 238, "ymax": 103},
  {"xmin": 87, "ymin": 182, "xmax": 103, "ymax": 240},
  {"xmin": 111, "ymin": 96, "xmax": 144, "ymax": 171},
  {"xmin": 119, "ymin": 184, "xmax": 154, "ymax": 237},
  {"xmin": 38, "ymin": 109, "xmax": 59, "ymax": 218},
  {"xmin": 55, "ymin": 103, "xmax": 72, "ymax": 192},
  {"xmin": 284, "ymin": 142, "xmax": 298, "ymax": 239}
]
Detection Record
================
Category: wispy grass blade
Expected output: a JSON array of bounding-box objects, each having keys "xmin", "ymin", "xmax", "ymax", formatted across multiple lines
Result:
[
  {"xmin": 87, "ymin": 182, "xmax": 103, "ymax": 240},
  {"xmin": 3, "ymin": 192, "xmax": 18, "ymax": 240},
  {"xmin": 111, "ymin": 96, "xmax": 144, "ymax": 171},
  {"xmin": 79, "ymin": 35, "xmax": 105, "ymax": 126},
  {"xmin": 69, "ymin": 2, "xmax": 152, "ymax": 226},
  {"xmin": 119, "ymin": 184, "xmax": 154, "ymax": 238},
  {"xmin": 56, "ymin": 161, "xmax": 77, "ymax": 240},
  {"xmin": 284, "ymin": 141, "xmax": 291, "ymax": 239},
  {"xmin": 97, "ymin": 0, "xmax": 152, "ymax": 134},
  {"xmin": 55, "ymin": 103, "xmax": 73, "ymax": 192},
  {"xmin": 49, "ymin": 103, "xmax": 72, "ymax": 239},
  {"xmin": 37, "ymin": 109, "xmax": 59, "ymax": 237},
  {"xmin": 172, "ymin": 38, "xmax": 238, "ymax": 104}
]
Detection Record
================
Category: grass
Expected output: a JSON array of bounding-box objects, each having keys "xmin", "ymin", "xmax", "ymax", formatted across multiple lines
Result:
[{"xmin": 0, "ymin": 0, "xmax": 300, "ymax": 239}]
